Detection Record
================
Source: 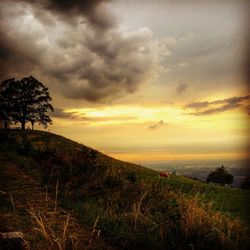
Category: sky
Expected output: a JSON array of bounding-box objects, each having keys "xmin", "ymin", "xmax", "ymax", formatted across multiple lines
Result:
[{"xmin": 0, "ymin": 0, "xmax": 249, "ymax": 162}]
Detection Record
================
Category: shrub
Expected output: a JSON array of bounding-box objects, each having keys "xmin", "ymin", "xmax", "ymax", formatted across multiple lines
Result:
[{"xmin": 241, "ymin": 176, "xmax": 250, "ymax": 189}]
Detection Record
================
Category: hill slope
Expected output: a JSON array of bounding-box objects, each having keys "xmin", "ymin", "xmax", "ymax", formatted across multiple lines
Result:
[
  {"xmin": 0, "ymin": 130, "xmax": 249, "ymax": 250},
  {"xmin": 0, "ymin": 154, "xmax": 114, "ymax": 250}
]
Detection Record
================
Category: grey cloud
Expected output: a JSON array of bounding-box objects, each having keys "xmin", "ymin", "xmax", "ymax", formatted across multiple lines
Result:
[
  {"xmin": 0, "ymin": 0, "xmax": 165, "ymax": 103},
  {"xmin": 0, "ymin": 28, "xmax": 40, "ymax": 79},
  {"xmin": 21, "ymin": 0, "xmax": 114, "ymax": 29},
  {"xmin": 148, "ymin": 120, "xmax": 167, "ymax": 130},
  {"xmin": 173, "ymin": 34, "xmax": 234, "ymax": 60},
  {"xmin": 165, "ymin": 33, "xmax": 245, "ymax": 89},
  {"xmin": 48, "ymin": 0, "xmax": 115, "ymax": 29},
  {"xmin": 186, "ymin": 101, "xmax": 209, "ymax": 109},
  {"xmin": 51, "ymin": 108, "xmax": 85, "ymax": 120},
  {"xmin": 46, "ymin": 0, "xmax": 107, "ymax": 14},
  {"xmin": 176, "ymin": 81, "xmax": 188, "ymax": 94},
  {"xmin": 55, "ymin": 27, "xmax": 162, "ymax": 102},
  {"xmin": 32, "ymin": 7, "xmax": 56, "ymax": 27},
  {"xmin": 186, "ymin": 95, "xmax": 250, "ymax": 115},
  {"xmin": 51, "ymin": 108, "xmax": 69, "ymax": 118}
]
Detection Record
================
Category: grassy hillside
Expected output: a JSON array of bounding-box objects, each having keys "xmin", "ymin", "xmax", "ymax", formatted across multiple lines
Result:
[{"xmin": 0, "ymin": 130, "xmax": 250, "ymax": 250}]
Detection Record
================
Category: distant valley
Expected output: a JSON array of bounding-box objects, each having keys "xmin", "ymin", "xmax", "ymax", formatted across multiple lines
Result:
[{"xmin": 140, "ymin": 159, "xmax": 250, "ymax": 187}]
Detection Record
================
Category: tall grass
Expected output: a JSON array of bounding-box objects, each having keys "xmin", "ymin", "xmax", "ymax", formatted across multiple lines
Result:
[
  {"xmin": 178, "ymin": 193, "xmax": 249, "ymax": 249},
  {"xmin": 28, "ymin": 208, "xmax": 78, "ymax": 250},
  {"xmin": 27, "ymin": 181, "xmax": 79, "ymax": 250},
  {"xmin": 27, "ymin": 181, "xmax": 103, "ymax": 250},
  {"xmin": 73, "ymin": 179, "xmax": 250, "ymax": 249}
]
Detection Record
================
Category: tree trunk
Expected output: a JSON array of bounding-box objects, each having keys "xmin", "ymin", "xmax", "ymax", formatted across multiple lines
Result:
[{"xmin": 21, "ymin": 121, "xmax": 25, "ymax": 130}]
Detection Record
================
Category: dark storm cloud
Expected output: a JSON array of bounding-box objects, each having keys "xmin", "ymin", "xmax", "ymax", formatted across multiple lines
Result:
[
  {"xmin": 0, "ymin": 0, "xmax": 164, "ymax": 102},
  {"xmin": 0, "ymin": 25, "xmax": 42, "ymax": 79},
  {"xmin": 46, "ymin": 0, "xmax": 107, "ymax": 14},
  {"xmin": 20, "ymin": 0, "xmax": 114, "ymax": 28},
  {"xmin": 51, "ymin": 27, "xmax": 162, "ymax": 102},
  {"xmin": 47, "ymin": 0, "xmax": 115, "ymax": 29},
  {"xmin": 148, "ymin": 120, "xmax": 167, "ymax": 130},
  {"xmin": 186, "ymin": 95, "xmax": 250, "ymax": 115}
]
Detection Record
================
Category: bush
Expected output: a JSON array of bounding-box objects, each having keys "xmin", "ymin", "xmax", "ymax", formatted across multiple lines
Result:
[{"xmin": 241, "ymin": 176, "xmax": 250, "ymax": 189}]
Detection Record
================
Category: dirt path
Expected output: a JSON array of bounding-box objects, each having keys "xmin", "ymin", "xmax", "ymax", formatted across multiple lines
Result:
[{"xmin": 0, "ymin": 153, "xmax": 112, "ymax": 250}]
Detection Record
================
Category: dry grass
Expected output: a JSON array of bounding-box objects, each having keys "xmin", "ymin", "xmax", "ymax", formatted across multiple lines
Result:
[
  {"xmin": 54, "ymin": 180, "xmax": 59, "ymax": 212},
  {"xmin": 132, "ymin": 191, "xmax": 147, "ymax": 230},
  {"xmin": 9, "ymin": 192, "xmax": 15, "ymax": 211},
  {"xmin": 87, "ymin": 216, "xmax": 101, "ymax": 247},
  {"xmin": 27, "ymin": 181, "xmax": 79, "ymax": 250},
  {"xmin": 27, "ymin": 181, "xmax": 103, "ymax": 250},
  {"xmin": 178, "ymin": 192, "xmax": 250, "ymax": 249},
  {"xmin": 28, "ymin": 208, "xmax": 78, "ymax": 250},
  {"xmin": 28, "ymin": 206, "xmax": 103, "ymax": 250}
]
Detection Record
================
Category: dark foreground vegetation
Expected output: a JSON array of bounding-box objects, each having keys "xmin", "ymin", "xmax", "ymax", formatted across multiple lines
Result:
[{"xmin": 0, "ymin": 130, "xmax": 250, "ymax": 250}]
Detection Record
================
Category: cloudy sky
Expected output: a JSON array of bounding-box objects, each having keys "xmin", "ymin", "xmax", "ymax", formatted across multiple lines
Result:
[{"xmin": 1, "ymin": 0, "xmax": 249, "ymax": 161}]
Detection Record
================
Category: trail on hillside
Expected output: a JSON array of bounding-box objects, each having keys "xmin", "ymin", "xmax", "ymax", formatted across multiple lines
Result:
[{"xmin": 0, "ymin": 153, "xmax": 113, "ymax": 250}]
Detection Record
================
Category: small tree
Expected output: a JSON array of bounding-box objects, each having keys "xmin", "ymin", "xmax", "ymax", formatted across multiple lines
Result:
[
  {"xmin": 206, "ymin": 165, "xmax": 233, "ymax": 186},
  {"xmin": 0, "ymin": 76, "xmax": 54, "ymax": 130}
]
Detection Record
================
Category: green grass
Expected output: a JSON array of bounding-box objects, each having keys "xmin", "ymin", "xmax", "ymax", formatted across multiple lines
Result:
[
  {"xmin": 1, "ymin": 129, "xmax": 249, "ymax": 249},
  {"xmin": 156, "ymin": 175, "xmax": 250, "ymax": 223}
]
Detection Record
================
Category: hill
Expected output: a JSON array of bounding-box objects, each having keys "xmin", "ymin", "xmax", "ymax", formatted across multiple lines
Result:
[{"xmin": 0, "ymin": 130, "xmax": 250, "ymax": 250}]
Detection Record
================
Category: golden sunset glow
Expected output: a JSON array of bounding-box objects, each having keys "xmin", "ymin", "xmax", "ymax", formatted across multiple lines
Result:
[{"xmin": 50, "ymin": 101, "xmax": 249, "ymax": 162}]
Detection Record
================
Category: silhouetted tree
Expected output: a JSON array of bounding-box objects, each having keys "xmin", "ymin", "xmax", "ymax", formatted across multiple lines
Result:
[
  {"xmin": 240, "ymin": 176, "xmax": 250, "ymax": 189},
  {"xmin": 0, "ymin": 76, "xmax": 54, "ymax": 130},
  {"xmin": 206, "ymin": 165, "xmax": 233, "ymax": 186}
]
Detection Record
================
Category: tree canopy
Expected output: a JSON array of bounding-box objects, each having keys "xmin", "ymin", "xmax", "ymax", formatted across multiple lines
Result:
[
  {"xmin": 206, "ymin": 165, "xmax": 233, "ymax": 186},
  {"xmin": 0, "ymin": 76, "xmax": 54, "ymax": 130},
  {"xmin": 240, "ymin": 176, "xmax": 250, "ymax": 189}
]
